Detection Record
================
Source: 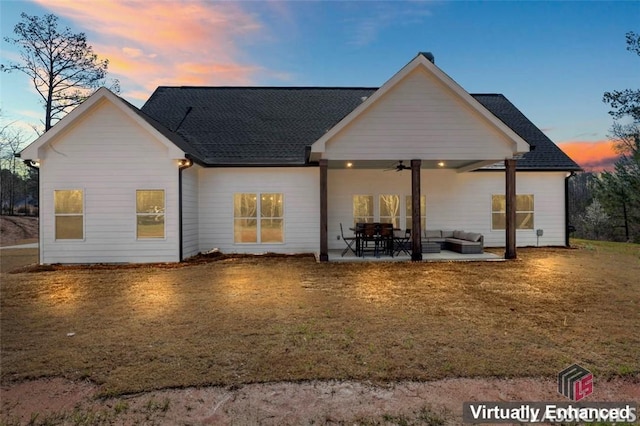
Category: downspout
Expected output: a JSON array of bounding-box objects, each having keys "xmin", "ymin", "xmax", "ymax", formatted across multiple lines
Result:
[
  {"xmin": 22, "ymin": 158, "xmax": 40, "ymax": 263},
  {"xmin": 565, "ymin": 171, "xmax": 576, "ymax": 247},
  {"xmin": 178, "ymin": 157, "xmax": 194, "ymax": 261}
]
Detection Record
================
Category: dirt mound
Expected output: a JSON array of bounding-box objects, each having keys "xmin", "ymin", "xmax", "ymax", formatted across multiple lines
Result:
[{"xmin": 0, "ymin": 216, "xmax": 38, "ymax": 246}]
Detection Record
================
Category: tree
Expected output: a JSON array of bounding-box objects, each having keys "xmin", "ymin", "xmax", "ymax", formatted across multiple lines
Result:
[
  {"xmin": 603, "ymin": 31, "xmax": 640, "ymax": 122},
  {"xmin": 580, "ymin": 199, "xmax": 612, "ymax": 241},
  {"xmin": 595, "ymin": 31, "xmax": 640, "ymax": 242},
  {"xmin": 0, "ymin": 117, "xmax": 36, "ymax": 215},
  {"xmin": 1, "ymin": 13, "xmax": 118, "ymax": 131},
  {"xmin": 568, "ymin": 172, "xmax": 596, "ymax": 238}
]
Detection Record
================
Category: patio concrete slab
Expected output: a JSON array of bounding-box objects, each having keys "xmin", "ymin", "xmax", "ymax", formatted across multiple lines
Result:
[{"xmin": 327, "ymin": 249, "xmax": 503, "ymax": 262}]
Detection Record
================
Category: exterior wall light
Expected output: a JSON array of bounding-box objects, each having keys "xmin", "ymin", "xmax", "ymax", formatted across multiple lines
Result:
[
  {"xmin": 346, "ymin": 162, "xmax": 353, "ymax": 168},
  {"xmin": 178, "ymin": 158, "xmax": 193, "ymax": 168},
  {"xmin": 437, "ymin": 161, "xmax": 445, "ymax": 167}
]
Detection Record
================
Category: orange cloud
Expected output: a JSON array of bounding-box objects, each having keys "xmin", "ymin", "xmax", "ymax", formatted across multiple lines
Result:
[
  {"xmin": 33, "ymin": 0, "xmax": 281, "ymax": 100},
  {"xmin": 558, "ymin": 140, "xmax": 620, "ymax": 172}
]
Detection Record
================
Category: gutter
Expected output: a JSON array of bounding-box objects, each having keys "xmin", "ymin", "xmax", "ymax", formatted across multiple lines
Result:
[
  {"xmin": 565, "ymin": 171, "xmax": 577, "ymax": 247},
  {"xmin": 178, "ymin": 157, "xmax": 194, "ymax": 261}
]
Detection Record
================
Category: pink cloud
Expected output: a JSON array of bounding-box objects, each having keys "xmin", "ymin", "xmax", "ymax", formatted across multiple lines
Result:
[
  {"xmin": 33, "ymin": 0, "xmax": 279, "ymax": 98},
  {"xmin": 558, "ymin": 140, "xmax": 620, "ymax": 172}
]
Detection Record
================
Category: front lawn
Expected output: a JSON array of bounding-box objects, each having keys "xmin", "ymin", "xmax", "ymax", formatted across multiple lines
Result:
[{"xmin": 1, "ymin": 244, "xmax": 638, "ymax": 396}]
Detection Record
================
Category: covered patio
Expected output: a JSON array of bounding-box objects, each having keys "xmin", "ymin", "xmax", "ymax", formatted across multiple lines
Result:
[{"xmin": 309, "ymin": 54, "xmax": 529, "ymax": 262}]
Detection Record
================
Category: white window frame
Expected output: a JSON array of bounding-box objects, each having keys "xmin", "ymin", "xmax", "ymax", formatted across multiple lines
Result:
[
  {"xmin": 234, "ymin": 192, "xmax": 284, "ymax": 244},
  {"xmin": 491, "ymin": 194, "xmax": 535, "ymax": 230},
  {"xmin": 353, "ymin": 194, "xmax": 374, "ymax": 226},
  {"xmin": 136, "ymin": 189, "xmax": 166, "ymax": 239},
  {"xmin": 379, "ymin": 194, "xmax": 400, "ymax": 228},
  {"xmin": 54, "ymin": 189, "xmax": 85, "ymax": 241}
]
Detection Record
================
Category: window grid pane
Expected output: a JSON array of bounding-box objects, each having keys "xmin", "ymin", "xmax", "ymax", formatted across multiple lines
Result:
[
  {"xmin": 136, "ymin": 190, "xmax": 165, "ymax": 239},
  {"xmin": 137, "ymin": 190, "xmax": 165, "ymax": 213},
  {"xmin": 234, "ymin": 193, "xmax": 284, "ymax": 243},
  {"xmin": 55, "ymin": 216, "xmax": 83, "ymax": 239},
  {"xmin": 353, "ymin": 195, "xmax": 374, "ymax": 226},
  {"xmin": 516, "ymin": 194, "xmax": 534, "ymax": 212},
  {"xmin": 234, "ymin": 194, "xmax": 257, "ymax": 218},
  {"xmin": 261, "ymin": 218, "xmax": 283, "ymax": 242},
  {"xmin": 260, "ymin": 193, "xmax": 283, "ymax": 218},
  {"xmin": 379, "ymin": 195, "xmax": 400, "ymax": 228},
  {"xmin": 54, "ymin": 190, "xmax": 83, "ymax": 214},
  {"xmin": 234, "ymin": 218, "xmax": 257, "ymax": 243},
  {"xmin": 54, "ymin": 190, "xmax": 83, "ymax": 239},
  {"xmin": 491, "ymin": 194, "xmax": 534, "ymax": 230}
]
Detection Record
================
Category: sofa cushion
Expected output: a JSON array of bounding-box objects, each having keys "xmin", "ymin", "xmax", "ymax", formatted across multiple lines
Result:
[
  {"xmin": 445, "ymin": 238, "xmax": 481, "ymax": 246},
  {"xmin": 441, "ymin": 230, "xmax": 454, "ymax": 238},
  {"xmin": 424, "ymin": 230, "xmax": 442, "ymax": 238},
  {"xmin": 466, "ymin": 232, "xmax": 483, "ymax": 242},
  {"xmin": 453, "ymin": 230, "xmax": 465, "ymax": 239}
]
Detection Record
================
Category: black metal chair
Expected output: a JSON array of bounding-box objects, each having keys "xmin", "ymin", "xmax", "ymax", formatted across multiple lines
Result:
[
  {"xmin": 379, "ymin": 223, "xmax": 394, "ymax": 257},
  {"xmin": 360, "ymin": 223, "xmax": 379, "ymax": 257},
  {"xmin": 340, "ymin": 223, "xmax": 357, "ymax": 257},
  {"xmin": 394, "ymin": 228, "xmax": 411, "ymax": 256}
]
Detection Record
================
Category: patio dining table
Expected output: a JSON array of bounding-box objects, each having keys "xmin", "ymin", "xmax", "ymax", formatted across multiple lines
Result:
[{"xmin": 350, "ymin": 223, "xmax": 399, "ymax": 257}]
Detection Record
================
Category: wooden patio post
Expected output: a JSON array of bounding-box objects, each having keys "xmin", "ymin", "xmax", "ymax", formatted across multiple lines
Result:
[
  {"xmin": 411, "ymin": 159, "xmax": 422, "ymax": 261},
  {"xmin": 505, "ymin": 158, "xmax": 517, "ymax": 259},
  {"xmin": 319, "ymin": 159, "xmax": 329, "ymax": 262}
]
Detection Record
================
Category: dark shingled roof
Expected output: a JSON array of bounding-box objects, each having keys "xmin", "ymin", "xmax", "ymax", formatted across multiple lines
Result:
[
  {"xmin": 141, "ymin": 86, "xmax": 580, "ymax": 171},
  {"xmin": 142, "ymin": 87, "xmax": 377, "ymax": 165},
  {"xmin": 472, "ymin": 94, "xmax": 581, "ymax": 171}
]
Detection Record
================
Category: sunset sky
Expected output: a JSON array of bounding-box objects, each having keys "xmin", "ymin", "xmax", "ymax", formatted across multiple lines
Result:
[{"xmin": 1, "ymin": 1, "xmax": 638, "ymax": 171}]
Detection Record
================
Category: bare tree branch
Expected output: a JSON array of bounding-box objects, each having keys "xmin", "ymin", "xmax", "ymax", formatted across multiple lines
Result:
[{"xmin": 1, "ymin": 13, "xmax": 118, "ymax": 131}]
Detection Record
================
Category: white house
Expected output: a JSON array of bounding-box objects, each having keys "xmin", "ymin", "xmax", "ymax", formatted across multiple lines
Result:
[{"xmin": 19, "ymin": 53, "xmax": 580, "ymax": 264}]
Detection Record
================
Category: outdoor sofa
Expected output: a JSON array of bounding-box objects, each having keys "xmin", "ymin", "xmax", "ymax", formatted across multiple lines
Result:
[{"xmin": 422, "ymin": 230, "xmax": 484, "ymax": 254}]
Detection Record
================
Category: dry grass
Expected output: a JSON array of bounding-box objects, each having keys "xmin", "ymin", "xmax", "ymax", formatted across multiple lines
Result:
[
  {"xmin": 0, "ymin": 216, "xmax": 38, "ymax": 247},
  {"xmin": 0, "ymin": 248, "xmax": 38, "ymax": 274},
  {"xmin": 1, "ymin": 244, "xmax": 639, "ymax": 397}
]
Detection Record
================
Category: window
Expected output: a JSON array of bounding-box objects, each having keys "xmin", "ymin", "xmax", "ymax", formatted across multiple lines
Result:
[
  {"xmin": 234, "ymin": 193, "xmax": 284, "ymax": 243},
  {"xmin": 379, "ymin": 194, "xmax": 400, "ymax": 228},
  {"xmin": 492, "ymin": 194, "xmax": 534, "ymax": 230},
  {"xmin": 54, "ymin": 190, "xmax": 83, "ymax": 239},
  {"xmin": 353, "ymin": 195, "xmax": 374, "ymax": 225},
  {"xmin": 405, "ymin": 195, "xmax": 426, "ymax": 230},
  {"xmin": 136, "ymin": 190, "xmax": 165, "ymax": 238}
]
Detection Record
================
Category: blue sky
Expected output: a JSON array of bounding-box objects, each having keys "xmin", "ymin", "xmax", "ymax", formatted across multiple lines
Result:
[{"xmin": 1, "ymin": 0, "xmax": 639, "ymax": 169}]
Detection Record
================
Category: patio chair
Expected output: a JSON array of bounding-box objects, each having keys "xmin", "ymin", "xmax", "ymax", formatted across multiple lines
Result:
[
  {"xmin": 340, "ymin": 223, "xmax": 357, "ymax": 257},
  {"xmin": 360, "ymin": 223, "xmax": 379, "ymax": 257},
  {"xmin": 394, "ymin": 228, "xmax": 411, "ymax": 256},
  {"xmin": 379, "ymin": 223, "xmax": 394, "ymax": 257}
]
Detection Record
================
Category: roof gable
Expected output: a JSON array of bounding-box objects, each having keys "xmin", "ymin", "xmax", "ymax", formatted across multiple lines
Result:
[
  {"xmin": 310, "ymin": 53, "xmax": 530, "ymax": 160},
  {"xmin": 19, "ymin": 87, "xmax": 186, "ymax": 161}
]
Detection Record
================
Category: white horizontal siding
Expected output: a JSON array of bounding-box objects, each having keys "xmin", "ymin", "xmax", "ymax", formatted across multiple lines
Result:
[
  {"xmin": 39, "ymin": 100, "xmax": 181, "ymax": 264},
  {"xmin": 328, "ymin": 169, "xmax": 567, "ymax": 249},
  {"xmin": 324, "ymin": 68, "xmax": 514, "ymax": 161},
  {"xmin": 181, "ymin": 165, "xmax": 200, "ymax": 259},
  {"xmin": 198, "ymin": 168, "xmax": 319, "ymax": 254}
]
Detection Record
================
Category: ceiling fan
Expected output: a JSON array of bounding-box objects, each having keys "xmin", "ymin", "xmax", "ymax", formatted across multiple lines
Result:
[{"xmin": 384, "ymin": 160, "xmax": 412, "ymax": 172}]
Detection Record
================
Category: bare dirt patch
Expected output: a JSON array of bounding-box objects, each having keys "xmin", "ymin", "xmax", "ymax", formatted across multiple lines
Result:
[{"xmin": 2, "ymin": 377, "xmax": 638, "ymax": 425}]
